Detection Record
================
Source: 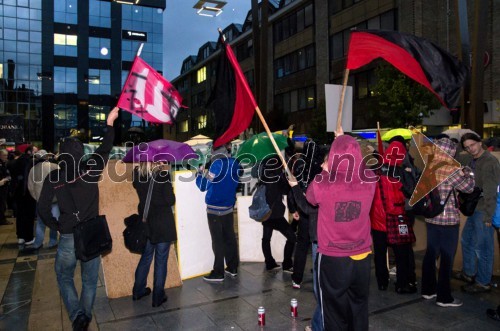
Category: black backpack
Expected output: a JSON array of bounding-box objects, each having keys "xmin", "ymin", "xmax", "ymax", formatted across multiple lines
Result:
[{"xmin": 248, "ymin": 183, "xmax": 272, "ymax": 222}]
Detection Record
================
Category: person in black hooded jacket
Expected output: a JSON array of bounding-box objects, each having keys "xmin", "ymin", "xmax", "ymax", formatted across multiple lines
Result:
[
  {"xmin": 257, "ymin": 155, "xmax": 296, "ymax": 272},
  {"xmin": 38, "ymin": 106, "xmax": 119, "ymax": 331}
]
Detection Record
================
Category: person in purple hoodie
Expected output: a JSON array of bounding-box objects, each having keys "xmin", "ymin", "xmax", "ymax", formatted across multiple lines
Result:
[{"xmin": 306, "ymin": 133, "xmax": 376, "ymax": 331}]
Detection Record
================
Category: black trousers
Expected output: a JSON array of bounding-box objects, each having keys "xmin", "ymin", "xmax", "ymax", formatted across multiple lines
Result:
[
  {"xmin": 262, "ymin": 217, "xmax": 296, "ymax": 269},
  {"xmin": 318, "ymin": 254, "xmax": 371, "ymax": 331},
  {"xmin": 0, "ymin": 187, "xmax": 8, "ymax": 223},
  {"xmin": 207, "ymin": 212, "xmax": 239, "ymax": 276},
  {"xmin": 292, "ymin": 217, "xmax": 310, "ymax": 284},
  {"xmin": 393, "ymin": 242, "xmax": 415, "ymax": 289},
  {"xmin": 421, "ymin": 223, "xmax": 459, "ymax": 303},
  {"xmin": 15, "ymin": 193, "xmax": 36, "ymax": 241},
  {"xmin": 372, "ymin": 229, "xmax": 389, "ymax": 288}
]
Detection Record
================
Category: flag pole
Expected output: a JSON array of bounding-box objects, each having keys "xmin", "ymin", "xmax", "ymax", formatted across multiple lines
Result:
[
  {"xmin": 137, "ymin": 43, "xmax": 144, "ymax": 57},
  {"xmin": 336, "ymin": 68, "xmax": 350, "ymax": 132},
  {"xmin": 254, "ymin": 105, "xmax": 292, "ymax": 178},
  {"xmin": 218, "ymin": 28, "xmax": 292, "ymax": 178}
]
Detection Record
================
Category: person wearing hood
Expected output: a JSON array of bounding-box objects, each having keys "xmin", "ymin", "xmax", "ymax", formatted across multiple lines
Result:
[
  {"xmin": 37, "ymin": 107, "xmax": 119, "ymax": 331},
  {"xmin": 196, "ymin": 143, "xmax": 240, "ymax": 282},
  {"xmin": 306, "ymin": 133, "xmax": 376, "ymax": 331},
  {"xmin": 376, "ymin": 140, "xmax": 417, "ymax": 294},
  {"xmin": 257, "ymin": 154, "xmax": 296, "ymax": 273},
  {"xmin": 421, "ymin": 138, "xmax": 474, "ymax": 307}
]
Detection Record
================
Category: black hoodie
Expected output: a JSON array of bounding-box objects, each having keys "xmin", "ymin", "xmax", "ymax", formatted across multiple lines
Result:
[{"xmin": 38, "ymin": 126, "xmax": 114, "ymax": 234}]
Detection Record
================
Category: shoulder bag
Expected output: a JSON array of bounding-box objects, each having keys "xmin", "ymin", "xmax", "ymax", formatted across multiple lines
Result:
[
  {"xmin": 67, "ymin": 175, "xmax": 112, "ymax": 262},
  {"xmin": 123, "ymin": 176, "xmax": 155, "ymax": 254}
]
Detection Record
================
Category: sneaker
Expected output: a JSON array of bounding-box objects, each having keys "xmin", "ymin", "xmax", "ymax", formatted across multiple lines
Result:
[
  {"xmin": 389, "ymin": 267, "xmax": 397, "ymax": 276},
  {"xmin": 462, "ymin": 283, "xmax": 491, "ymax": 293},
  {"xmin": 436, "ymin": 298, "xmax": 463, "ymax": 307},
  {"xmin": 24, "ymin": 238, "xmax": 35, "ymax": 245},
  {"xmin": 266, "ymin": 264, "xmax": 281, "ymax": 271},
  {"xmin": 283, "ymin": 267, "xmax": 294, "ymax": 274},
  {"xmin": 224, "ymin": 267, "xmax": 237, "ymax": 277},
  {"xmin": 17, "ymin": 238, "xmax": 25, "ymax": 244},
  {"xmin": 422, "ymin": 293, "xmax": 437, "ymax": 300},
  {"xmin": 486, "ymin": 306, "xmax": 500, "ymax": 321},
  {"xmin": 203, "ymin": 272, "xmax": 224, "ymax": 282},
  {"xmin": 396, "ymin": 285, "xmax": 417, "ymax": 294},
  {"xmin": 453, "ymin": 271, "xmax": 474, "ymax": 284},
  {"xmin": 292, "ymin": 281, "xmax": 301, "ymax": 289}
]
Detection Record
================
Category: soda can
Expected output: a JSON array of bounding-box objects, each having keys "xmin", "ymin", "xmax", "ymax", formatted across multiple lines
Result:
[
  {"xmin": 258, "ymin": 306, "xmax": 265, "ymax": 326},
  {"xmin": 290, "ymin": 298, "xmax": 298, "ymax": 318}
]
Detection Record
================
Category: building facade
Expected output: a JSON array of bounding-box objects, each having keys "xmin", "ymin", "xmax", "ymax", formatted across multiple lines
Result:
[
  {"xmin": 0, "ymin": 0, "xmax": 166, "ymax": 150},
  {"xmin": 169, "ymin": 0, "xmax": 499, "ymax": 142}
]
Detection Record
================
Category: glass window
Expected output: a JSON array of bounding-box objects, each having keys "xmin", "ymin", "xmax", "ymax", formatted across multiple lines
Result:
[
  {"xmin": 54, "ymin": 104, "xmax": 78, "ymax": 140},
  {"xmin": 197, "ymin": 67, "xmax": 206, "ymax": 83},
  {"xmin": 178, "ymin": 120, "xmax": 188, "ymax": 133},
  {"xmin": 304, "ymin": 4, "xmax": 313, "ymax": 27},
  {"xmin": 54, "ymin": 0, "xmax": 78, "ymax": 24},
  {"xmin": 296, "ymin": 8, "xmax": 304, "ymax": 32},
  {"xmin": 381, "ymin": 10, "xmax": 395, "ymax": 30},
  {"xmin": 367, "ymin": 16, "xmax": 380, "ymax": 30},
  {"xmin": 331, "ymin": 33, "xmax": 343, "ymax": 59},
  {"xmin": 89, "ymin": 37, "xmax": 110, "ymax": 59},
  {"xmin": 290, "ymin": 90, "xmax": 298, "ymax": 112}
]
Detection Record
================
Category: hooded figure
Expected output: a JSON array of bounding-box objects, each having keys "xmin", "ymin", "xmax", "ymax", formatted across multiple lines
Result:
[
  {"xmin": 37, "ymin": 107, "xmax": 119, "ymax": 330},
  {"xmin": 306, "ymin": 135, "xmax": 376, "ymax": 331}
]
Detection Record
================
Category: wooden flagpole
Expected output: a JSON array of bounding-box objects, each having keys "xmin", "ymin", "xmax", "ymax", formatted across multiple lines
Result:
[
  {"xmin": 218, "ymin": 28, "xmax": 291, "ymax": 177},
  {"xmin": 254, "ymin": 106, "xmax": 292, "ymax": 178},
  {"xmin": 336, "ymin": 69, "xmax": 350, "ymax": 132}
]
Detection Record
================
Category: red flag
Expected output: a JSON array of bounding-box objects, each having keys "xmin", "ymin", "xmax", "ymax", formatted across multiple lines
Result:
[
  {"xmin": 118, "ymin": 56, "xmax": 183, "ymax": 124},
  {"xmin": 207, "ymin": 34, "xmax": 258, "ymax": 148},
  {"xmin": 346, "ymin": 30, "xmax": 468, "ymax": 110}
]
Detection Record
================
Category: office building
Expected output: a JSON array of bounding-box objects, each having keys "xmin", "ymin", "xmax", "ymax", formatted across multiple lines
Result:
[{"xmin": 0, "ymin": 0, "xmax": 166, "ymax": 150}]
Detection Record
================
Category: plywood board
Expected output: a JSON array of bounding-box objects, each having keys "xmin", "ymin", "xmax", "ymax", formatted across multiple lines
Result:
[{"xmin": 99, "ymin": 160, "xmax": 182, "ymax": 299}]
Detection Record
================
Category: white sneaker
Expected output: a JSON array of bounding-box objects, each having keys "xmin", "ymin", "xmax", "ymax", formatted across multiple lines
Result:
[
  {"xmin": 292, "ymin": 281, "xmax": 301, "ymax": 289},
  {"xmin": 24, "ymin": 238, "xmax": 35, "ymax": 245},
  {"xmin": 17, "ymin": 238, "xmax": 25, "ymax": 244},
  {"xmin": 422, "ymin": 294, "xmax": 437, "ymax": 300},
  {"xmin": 436, "ymin": 298, "xmax": 463, "ymax": 307},
  {"xmin": 389, "ymin": 267, "xmax": 397, "ymax": 276}
]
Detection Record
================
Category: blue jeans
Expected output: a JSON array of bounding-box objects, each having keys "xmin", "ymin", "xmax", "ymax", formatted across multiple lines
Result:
[
  {"xmin": 133, "ymin": 240, "xmax": 170, "ymax": 304},
  {"xmin": 461, "ymin": 211, "xmax": 495, "ymax": 285},
  {"xmin": 55, "ymin": 234, "xmax": 100, "ymax": 322},
  {"xmin": 33, "ymin": 204, "xmax": 59, "ymax": 248},
  {"xmin": 311, "ymin": 243, "xmax": 323, "ymax": 331}
]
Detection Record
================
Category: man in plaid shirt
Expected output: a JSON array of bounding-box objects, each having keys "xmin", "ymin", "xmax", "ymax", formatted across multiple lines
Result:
[{"xmin": 421, "ymin": 138, "xmax": 475, "ymax": 307}]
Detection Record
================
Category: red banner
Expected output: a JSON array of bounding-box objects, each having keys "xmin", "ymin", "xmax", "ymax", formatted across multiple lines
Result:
[{"xmin": 118, "ymin": 56, "xmax": 183, "ymax": 124}]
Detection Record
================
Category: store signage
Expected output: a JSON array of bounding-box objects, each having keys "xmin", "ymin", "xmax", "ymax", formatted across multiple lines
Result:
[{"xmin": 122, "ymin": 30, "xmax": 147, "ymax": 41}]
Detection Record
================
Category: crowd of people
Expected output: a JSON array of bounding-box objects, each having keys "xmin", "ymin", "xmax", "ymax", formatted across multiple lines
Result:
[{"xmin": 0, "ymin": 115, "xmax": 499, "ymax": 330}]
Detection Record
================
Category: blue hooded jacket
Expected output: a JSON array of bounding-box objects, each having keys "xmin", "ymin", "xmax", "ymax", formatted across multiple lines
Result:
[{"xmin": 196, "ymin": 156, "xmax": 240, "ymax": 214}]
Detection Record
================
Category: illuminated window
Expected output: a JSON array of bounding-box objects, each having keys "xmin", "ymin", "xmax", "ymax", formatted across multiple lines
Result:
[
  {"xmin": 197, "ymin": 115, "xmax": 207, "ymax": 129},
  {"xmin": 54, "ymin": 33, "xmax": 78, "ymax": 46},
  {"xmin": 179, "ymin": 120, "xmax": 189, "ymax": 133},
  {"xmin": 197, "ymin": 67, "xmax": 207, "ymax": 83}
]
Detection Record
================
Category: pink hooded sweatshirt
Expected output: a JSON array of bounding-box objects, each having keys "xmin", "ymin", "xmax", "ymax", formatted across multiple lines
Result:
[{"xmin": 306, "ymin": 135, "xmax": 376, "ymax": 257}]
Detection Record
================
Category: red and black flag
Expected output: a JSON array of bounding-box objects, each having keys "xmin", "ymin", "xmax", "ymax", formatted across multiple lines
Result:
[
  {"xmin": 346, "ymin": 30, "xmax": 468, "ymax": 110},
  {"xmin": 207, "ymin": 33, "xmax": 257, "ymax": 148}
]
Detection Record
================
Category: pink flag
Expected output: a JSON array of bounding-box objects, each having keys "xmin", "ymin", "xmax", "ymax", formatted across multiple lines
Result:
[{"xmin": 118, "ymin": 56, "xmax": 183, "ymax": 124}]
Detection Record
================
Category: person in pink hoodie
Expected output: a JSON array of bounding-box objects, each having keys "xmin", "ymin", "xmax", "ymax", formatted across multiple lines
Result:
[{"xmin": 306, "ymin": 134, "xmax": 376, "ymax": 331}]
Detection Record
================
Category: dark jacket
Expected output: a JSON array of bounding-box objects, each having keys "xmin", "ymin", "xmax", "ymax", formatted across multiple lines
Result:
[
  {"xmin": 291, "ymin": 185, "xmax": 318, "ymax": 242},
  {"xmin": 38, "ymin": 126, "xmax": 114, "ymax": 234},
  {"xmin": 133, "ymin": 169, "xmax": 176, "ymax": 244},
  {"xmin": 258, "ymin": 156, "xmax": 295, "ymax": 219}
]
